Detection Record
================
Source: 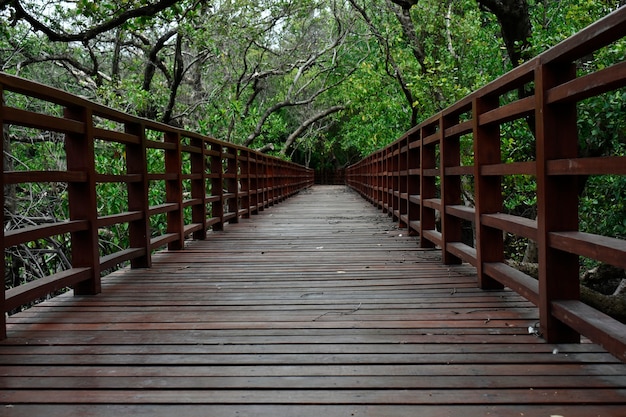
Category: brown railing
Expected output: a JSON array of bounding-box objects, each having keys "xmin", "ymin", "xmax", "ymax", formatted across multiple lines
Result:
[
  {"xmin": 347, "ymin": 8, "xmax": 626, "ymax": 362},
  {"xmin": 1, "ymin": 73, "xmax": 314, "ymax": 338}
]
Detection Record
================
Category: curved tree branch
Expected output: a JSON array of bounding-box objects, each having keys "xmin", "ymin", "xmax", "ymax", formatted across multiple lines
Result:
[
  {"xmin": 280, "ymin": 105, "xmax": 345, "ymax": 155},
  {"xmin": 162, "ymin": 33, "xmax": 184, "ymax": 125},
  {"xmin": 10, "ymin": 0, "xmax": 182, "ymax": 42}
]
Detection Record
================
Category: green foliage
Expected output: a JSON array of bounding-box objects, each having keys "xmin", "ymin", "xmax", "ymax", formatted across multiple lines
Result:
[
  {"xmin": 3, "ymin": 0, "xmax": 626, "ymax": 275},
  {"xmin": 333, "ymin": 61, "xmax": 409, "ymax": 157},
  {"xmin": 580, "ymin": 175, "xmax": 626, "ymax": 239}
]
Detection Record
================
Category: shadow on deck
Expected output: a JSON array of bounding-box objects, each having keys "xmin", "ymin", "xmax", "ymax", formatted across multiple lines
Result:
[{"xmin": 1, "ymin": 186, "xmax": 625, "ymax": 416}]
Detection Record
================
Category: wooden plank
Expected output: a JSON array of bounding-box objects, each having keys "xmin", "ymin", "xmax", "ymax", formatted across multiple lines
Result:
[
  {"xmin": 549, "ymin": 231, "xmax": 626, "ymax": 270},
  {"xmin": 552, "ymin": 300, "xmax": 626, "ymax": 362},
  {"xmin": 546, "ymin": 60, "xmax": 626, "ymax": 104},
  {"xmin": 446, "ymin": 242, "xmax": 477, "ymax": 266},
  {"xmin": 444, "ymin": 165, "xmax": 473, "ymax": 176},
  {"xmin": 444, "ymin": 119, "xmax": 473, "ymax": 138},
  {"xmin": 478, "ymin": 95, "xmax": 534, "ymax": 126},
  {"xmin": 481, "ymin": 161, "xmax": 536, "ymax": 176},
  {"xmin": 4, "ymin": 405, "xmax": 626, "ymax": 417},
  {"xmin": 4, "ymin": 268, "xmax": 92, "ymax": 312},
  {"xmin": 1, "ymin": 186, "xmax": 625, "ymax": 415},
  {"xmin": 481, "ymin": 212, "xmax": 538, "ymax": 240},
  {"xmin": 3, "ymin": 170, "xmax": 87, "ymax": 184},
  {"xmin": 2, "ymin": 388, "xmax": 626, "ymax": 405},
  {"xmin": 3, "ymin": 107, "xmax": 84, "ymax": 134},
  {"xmin": 93, "ymin": 127, "xmax": 140, "ymax": 145},
  {"xmin": 445, "ymin": 204, "xmax": 475, "ymax": 221},
  {"xmin": 547, "ymin": 156, "xmax": 626, "ymax": 176},
  {"xmin": 97, "ymin": 211, "xmax": 143, "ymax": 228},
  {"xmin": 3, "ymin": 220, "xmax": 89, "ymax": 247},
  {"xmin": 2, "ymin": 374, "xmax": 626, "ymax": 390},
  {"xmin": 99, "ymin": 248, "xmax": 145, "ymax": 270},
  {"xmin": 483, "ymin": 262, "xmax": 539, "ymax": 306}
]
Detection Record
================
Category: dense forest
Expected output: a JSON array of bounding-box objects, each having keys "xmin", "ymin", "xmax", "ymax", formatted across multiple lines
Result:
[
  {"xmin": 2, "ymin": 1, "xmax": 622, "ymax": 163},
  {"xmin": 2, "ymin": 1, "xmax": 626, "ymax": 315}
]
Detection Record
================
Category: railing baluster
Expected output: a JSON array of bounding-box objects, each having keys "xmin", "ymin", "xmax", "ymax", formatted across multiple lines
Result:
[
  {"xmin": 251, "ymin": 152, "xmax": 259, "ymax": 214},
  {"xmin": 473, "ymin": 96, "xmax": 505, "ymax": 289},
  {"xmin": 536, "ymin": 61, "xmax": 580, "ymax": 343},
  {"xmin": 65, "ymin": 106, "xmax": 100, "ymax": 295},
  {"xmin": 1, "ymin": 86, "xmax": 7, "ymax": 339},
  {"xmin": 126, "ymin": 122, "xmax": 151, "ymax": 268},
  {"xmin": 211, "ymin": 142, "xmax": 224, "ymax": 231},
  {"xmin": 419, "ymin": 124, "xmax": 437, "ymax": 249},
  {"xmin": 191, "ymin": 136, "xmax": 207, "ymax": 240},
  {"xmin": 407, "ymin": 131, "xmax": 421, "ymax": 237},
  {"xmin": 165, "ymin": 131, "xmax": 184, "ymax": 250},
  {"xmin": 258, "ymin": 155, "xmax": 266, "ymax": 210},
  {"xmin": 240, "ymin": 149, "xmax": 251, "ymax": 218},
  {"xmin": 226, "ymin": 145, "xmax": 239, "ymax": 224},
  {"xmin": 399, "ymin": 136, "xmax": 408, "ymax": 229},
  {"xmin": 440, "ymin": 113, "xmax": 462, "ymax": 265}
]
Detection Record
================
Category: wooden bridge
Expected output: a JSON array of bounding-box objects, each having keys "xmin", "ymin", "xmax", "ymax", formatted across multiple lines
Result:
[
  {"xmin": 2, "ymin": 185, "xmax": 625, "ymax": 416},
  {"xmin": 2, "ymin": 7, "xmax": 626, "ymax": 416}
]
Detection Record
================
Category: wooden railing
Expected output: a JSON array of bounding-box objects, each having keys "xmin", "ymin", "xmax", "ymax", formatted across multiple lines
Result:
[
  {"xmin": 0, "ymin": 73, "xmax": 314, "ymax": 338},
  {"xmin": 347, "ymin": 8, "xmax": 626, "ymax": 362}
]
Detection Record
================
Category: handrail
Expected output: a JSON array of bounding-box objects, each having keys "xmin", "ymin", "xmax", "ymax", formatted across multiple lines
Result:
[
  {"xmin": 1, "ymin": 73, "xmax": 314, "ymax": 338},
  {"xmin": 347, "ymin": 7, "xmax": 626, "ymax": 362}
]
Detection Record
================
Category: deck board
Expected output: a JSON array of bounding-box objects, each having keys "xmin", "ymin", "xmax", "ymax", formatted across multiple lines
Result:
[{"xmin": 1, "ymin": 185, "xmax": 626, "ymax": 416}]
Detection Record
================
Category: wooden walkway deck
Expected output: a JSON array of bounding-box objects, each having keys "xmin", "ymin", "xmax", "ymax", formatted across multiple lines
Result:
[{"xmin": 1, "ymin": 185, "xmax": 625, "ymax": 416}]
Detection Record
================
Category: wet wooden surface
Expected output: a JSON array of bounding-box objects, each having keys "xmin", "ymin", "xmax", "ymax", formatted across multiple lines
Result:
[{"xmin": 1, "ymin": 185, "xmax": 625, "ymax": 416}]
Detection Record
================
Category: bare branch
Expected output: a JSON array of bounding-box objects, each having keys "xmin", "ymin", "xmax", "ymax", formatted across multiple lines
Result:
[
  {"xmin": 11, "ymin": 0, "xmax": 182, "ymax": 42},
  {"xmin": 280, "ymin": 105, "xmax": 345, "ymax": 155}
]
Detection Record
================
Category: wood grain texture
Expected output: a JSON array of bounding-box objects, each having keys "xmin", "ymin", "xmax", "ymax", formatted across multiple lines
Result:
[{"xmin": 1, "ymin": 186, "xmax": 625, "ymax": 416}]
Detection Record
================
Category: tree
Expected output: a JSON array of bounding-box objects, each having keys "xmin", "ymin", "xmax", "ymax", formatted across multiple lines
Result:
[{"xmin": 475, "ymin": 0, "xmax": 532, "ymax": 66}]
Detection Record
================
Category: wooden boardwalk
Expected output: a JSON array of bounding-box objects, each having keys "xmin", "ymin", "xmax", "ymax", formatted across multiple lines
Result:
[{"xmin": 1, "ymin": 185, "xmax": 625, "ymax": 416}]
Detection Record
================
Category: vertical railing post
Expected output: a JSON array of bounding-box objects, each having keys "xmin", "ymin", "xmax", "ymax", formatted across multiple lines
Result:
[
  {"xmin": 226, "ymin": 145, "xmax": 239, "ymax": 224},
  {"xmin": 165, "ymin": 131, "xmax": 184, "ymax": 250},
  {"xmin": 419, "ymin": 124, "xmax": 436, "ymax": 248},
  {"xmin": 536, "ymin": 61, "xmax": 580, "ymax": 343},
  {"xmin": 258, "ymin": 155, "xmax": 265, "ymax": 209},
  {"xmin": 473, "ymin": 97, "xmax": 505, "ymax": 289},
  {"xmin": 267, "ymin": 156, "xmax": 272, "ymax": 206},
  {"xmin": 399, "ymin": 136, "xmax": 408, "ymax": 229},
  {"xmin": 250, "ymin": 152, "xmax": 259, "ymax": 214},
  {"xmin": 64, "ymin": 106, "xmax": 101, "ymax": 295},
  {"xmin": 126, "ymin": 122, "xmax": 151, "ymax": 268},
  {"xmin": 211, "ymin": 142, "xmax": 224, "ymax": 231},
  {"xmin": 378, "ymin": 151, "xmax": 384, "ymax": 209},
  {"xmin": 191, "ymin": 136, "xmax": 207, "ymax": 240},
  {"xmin": 369, "ymin": 155, "xmax": 374, "ymax": 204},
  {"xmin": 407, "ymin": 131, "xmax": 421, "ymax": 236},
  {"xmin": 370, "ymin": 155, "xmax": 374, "ymax": 201},
  {"xmin": 240, "ymin": 149, "xmax": 251, "ymax": 218},
  {"xmin": 392, "ymin": 142, "xmax": 399, "ymax": 222},
  {"xmin": 382, "ymin": 150, "xmax": 388, "ymax": 212},
  {"xmin": 365, "ymin": 158, "xmax": 370, "ymax": 201},
  {"xmin": 275, "ymin": 161, "xmax": 283, "ymax": 202},
  {"xmin": 440, "ymin": 114, "xmax": 462, "ymax": 265},
  {"xmin": 1, "ymin": 87, "xmax": 7, "ymax": 339}
]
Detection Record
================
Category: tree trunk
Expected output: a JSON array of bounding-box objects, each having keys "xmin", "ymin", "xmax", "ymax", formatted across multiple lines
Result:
[
  {"xmin": 476, "ymin": 0, "xmax": 532, "ymax": 66},
  {"xmin": 580, "ymin": 286, "xmax": 626, "ymax": 324}
]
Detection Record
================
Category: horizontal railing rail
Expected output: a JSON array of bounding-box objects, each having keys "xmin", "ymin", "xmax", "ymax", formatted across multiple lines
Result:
[
  {"xmin": 347, "ymin": 8, "xmax": 626, "ymax": 362},
  {"xmin": 1, "ymin": 73, "xmax": 314, "ymax": 338}
]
